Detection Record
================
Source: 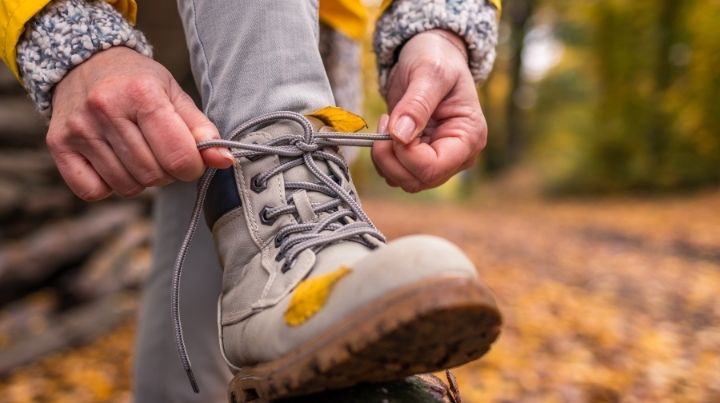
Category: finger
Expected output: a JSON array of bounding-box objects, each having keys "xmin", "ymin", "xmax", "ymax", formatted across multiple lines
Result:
[
  {"xmin": 169, "ymin": 83, "xmax": 234, "ymax": 169},
  {"xmin": 377, "ymin": 113, "xmax": 389, "ymax": 134},
  {"xmin": 101, "ymin": 117, "xmax": 174, "ymax": 187},
  {"xmin": 79, "ymin": 137, "xmax": 144, "ymax": 197},
  {"xmin": 52, "ymin": 150, "xmax": 112, "ymax": 201},
  {"xmin": 387, "ymin": 67, "xmax": 449, "ymax": 144},
  {"xmin": 371, "ymin": 140, "xmax": 423, "ymax": 193},
  {"xmin": 393, "ymin": 135, "xmax": 472, "ymax": 187},
  {"xmin": 133, "ymin": 91, "xmax": 206, "ymax": 182}
]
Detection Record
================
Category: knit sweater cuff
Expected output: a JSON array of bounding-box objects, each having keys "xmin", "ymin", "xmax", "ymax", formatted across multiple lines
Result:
[
  {"xmin": 17, "ymin": 0, "xmax": 153, "ymax": 117},
  {"xmin": 374, "ymin": 0, "xmax": 499, "ymax": 95}
]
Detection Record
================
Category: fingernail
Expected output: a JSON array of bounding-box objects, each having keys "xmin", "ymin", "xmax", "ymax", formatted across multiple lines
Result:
[
  {"xmin": 393, "ymin": 115, "xmax": 416, "ymax": 144},
  {"xmin": 378, "ymin": 114, "xmax": 389, "ymax": 133},
  {"xmin": 220, "ymin": 148, "xmax": 234, "ymax": 161}
]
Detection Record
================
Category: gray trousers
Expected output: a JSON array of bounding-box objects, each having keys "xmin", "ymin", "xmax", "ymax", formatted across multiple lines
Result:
[{"xmin": 133, "ymin": 1, "xmax": 335, "ymax": 401}]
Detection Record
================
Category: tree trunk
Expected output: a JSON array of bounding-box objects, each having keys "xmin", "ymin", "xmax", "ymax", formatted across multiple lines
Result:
[{"xmin": 505, "ymin": 0, "xmax": 537, "ymax": 166}]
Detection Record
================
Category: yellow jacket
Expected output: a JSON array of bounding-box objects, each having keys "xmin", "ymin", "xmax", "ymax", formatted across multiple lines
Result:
[{"xmin": 1, "ymin": 0, "xmax": 500, "ymax": 81}]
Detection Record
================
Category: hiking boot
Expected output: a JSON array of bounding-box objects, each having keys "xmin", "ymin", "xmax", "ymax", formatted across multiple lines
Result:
[{"xmin": 171, "ymin": 111, "xmax": 501, "ymax": 402}]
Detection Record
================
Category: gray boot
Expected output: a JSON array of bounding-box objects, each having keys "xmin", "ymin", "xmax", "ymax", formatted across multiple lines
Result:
[{"xmin": 171, "ymin": 111, "xmax": 501, "ymax": 402}]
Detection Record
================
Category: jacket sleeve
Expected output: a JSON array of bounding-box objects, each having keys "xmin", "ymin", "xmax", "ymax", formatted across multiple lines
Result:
[
  {"xmin": 15, "ymin": 0, "xmax": 151, "ymax": 116},
  {"xmin": 374, "ymin": 0, "xmax": 501, "ymax": 95},
  {"xmin": 0, "ymin": 0, "xmax": 137, "ymax": 81}
]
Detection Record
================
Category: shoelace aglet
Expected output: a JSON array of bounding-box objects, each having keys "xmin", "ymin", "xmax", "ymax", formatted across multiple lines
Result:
[{"xmin": 186, "ymin": 367, "xmax": 200, "ymax": 393}]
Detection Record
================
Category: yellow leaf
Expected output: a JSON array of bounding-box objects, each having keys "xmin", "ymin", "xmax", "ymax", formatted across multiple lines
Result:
[
  {"xmin": 284, "ymin": 266, "xmax": 352, "ymax": 326},
  {"xmin": 306, "ymin": 106, "xmax": 367, "ymax": 133}
]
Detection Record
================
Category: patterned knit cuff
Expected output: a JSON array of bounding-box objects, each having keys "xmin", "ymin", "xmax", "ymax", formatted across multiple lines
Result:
[
  {"xmin": 17, "ymin": 0, "xmax": 153, "ymax": 117},
  {"xmin": 374, "ymin": 0, "xmax": 499, "ymax": 95}
]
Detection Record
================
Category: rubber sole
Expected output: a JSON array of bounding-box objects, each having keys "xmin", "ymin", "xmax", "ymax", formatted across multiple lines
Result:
[{"xmin": 227, "ymin": 276, "xmax": 502, "ymax": 403}]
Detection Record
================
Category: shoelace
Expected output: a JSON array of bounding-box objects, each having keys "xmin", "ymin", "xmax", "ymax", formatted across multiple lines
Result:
[{"xmin": 171, "ymin": 111, "xmax": 391, "ymax": 392}]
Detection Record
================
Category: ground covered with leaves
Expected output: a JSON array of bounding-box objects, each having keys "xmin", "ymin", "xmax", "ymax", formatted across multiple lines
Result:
[{"xmin": 1, "ymin": 191, "xmax": 719, "ymax": 402}]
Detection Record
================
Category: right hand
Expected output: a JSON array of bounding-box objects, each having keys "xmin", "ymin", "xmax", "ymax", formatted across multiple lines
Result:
[{"xmin": 47, "ymin": 46, "xmax": 234, "ymax": 201}]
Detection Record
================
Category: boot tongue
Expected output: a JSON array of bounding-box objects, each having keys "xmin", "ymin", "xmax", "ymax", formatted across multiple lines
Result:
[{"xmin": 263, "ymin": 118, "xmax": 341, "ymax": 215}]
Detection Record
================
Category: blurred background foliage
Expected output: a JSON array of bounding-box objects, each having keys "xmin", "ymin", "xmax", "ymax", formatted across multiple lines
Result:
[
  {"xmin": 362, "ymin": 0, "xmax": 720, "ymax": 196},
  {"xmin": 1, "ymin": 1, "xmax": 719, "ymax": 401}
]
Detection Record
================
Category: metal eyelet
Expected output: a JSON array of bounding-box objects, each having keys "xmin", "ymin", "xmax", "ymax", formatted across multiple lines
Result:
[
  {"xmin": 274, "ymin": 233, "xmax": 285, "ymax": 248},
  {"xmin": 274, "ymin": 251, "xmax": 284, "ymax": 262},
  {"xmin": 250, "ymin": 174, "xmax": 267, "ymax": 193},
  {"xmin": 328, "ymin": 170, "xmax": 342, "ymax": 185},
  {"xmin": 259, "ymin": 206, "xmax": 277, "ymax": 225},
  {"xmin": 281, "ymin": 260, "xmax": 293, "ymax": 273}
]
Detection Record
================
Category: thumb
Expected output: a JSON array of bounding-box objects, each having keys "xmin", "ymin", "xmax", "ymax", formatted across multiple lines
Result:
[
  {"xmin": 387, "ymin": 70, "xmax": 447, "ymax": 145},
  {"xmin": 171, "ymin": 89, "xmax": 234, "ymax": 169}
]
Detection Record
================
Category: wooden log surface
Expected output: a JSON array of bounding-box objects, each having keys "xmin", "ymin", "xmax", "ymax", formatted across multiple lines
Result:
[
  {"xmin": 272, "ymin": 373, "xmax": 461, "ymax": 403},
  {"xmin": 0, "ymin": 203, "xmax": 141, "ymax": 304},
  {"xmin": 0, "ymin": 98, "xmax": 46, "ymax": 147},
  {"xmin": 0, "ymin": 292, "xmax": 138, "ymax": 375},
  {"xmin": 66, "ymin": 219, "xmax": 151, "ymax": 301}
]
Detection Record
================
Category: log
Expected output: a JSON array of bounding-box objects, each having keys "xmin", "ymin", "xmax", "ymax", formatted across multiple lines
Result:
[
  {"xmin": 0, "ymin": 98, "xmax": 47, "ymax": 147},
  {"xmin": 66, "ymin": 220, "xmax": 151, "ymax": 301},
  {"xmin": 0, "ymin": 203, "xmax": 141, "ymax": 304},
  {"xmin": 0, "ymin": 178, "xmax": 23, "ymax": 217},
  {"xmin": 0, "ymin": 292, "xmax": 137, "ymax": 375},
  {"xmin": 0, "ymin": 149, "xmax": 56, "ymax": 183},
  {"xmin": 0, "ymin": 183, "xmax": 77, "ymax": 226},
  {"xmin": 0, "ymin": 66, "xmax": 23, "ymax": 95},
  {"xmin": 266, "ymin": 372, "xmax": 461, "ymax": 403}
]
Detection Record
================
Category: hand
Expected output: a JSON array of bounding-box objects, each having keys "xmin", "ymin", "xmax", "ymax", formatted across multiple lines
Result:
[
  {"xmin": 47, "ymin": 47, "xmax": 233, "ymax": 201},
  {"xmin": 372, "ymin": 30, "xmax": 487, "ymax": 193}
]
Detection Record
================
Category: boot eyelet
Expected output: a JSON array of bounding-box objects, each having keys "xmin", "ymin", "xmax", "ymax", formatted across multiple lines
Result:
[
  {"xmin": 274, "ymin": 233, "xmax": 285, "ymax": 248},
  {"xmin": 328, "ymin": 170, "xmax": 342, "ymax": 185},
  {"xmin": 274, "ymin": 251, "xmax": 284, "ymax": 262},
  {"xmin": 281, "ymin": 260, "xmax": 293, "ymax": 273},
  {"xmin": 250, "ymin": 174, "xmax": 267, "ymax": 193},
  {"xmin": 259, "ymin": 206, "xmax": 277, "ymax": 225}
]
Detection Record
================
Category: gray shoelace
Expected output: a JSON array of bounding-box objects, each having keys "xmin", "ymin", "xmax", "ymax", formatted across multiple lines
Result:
[{"xmin": 171, "ymin": 111, "xmax": 391, "ymax": 392}]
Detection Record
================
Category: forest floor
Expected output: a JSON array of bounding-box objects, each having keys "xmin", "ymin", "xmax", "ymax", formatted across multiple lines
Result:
[{"xmin": 1, "ymin": 189, "xmax": 719, "ymax": 402}]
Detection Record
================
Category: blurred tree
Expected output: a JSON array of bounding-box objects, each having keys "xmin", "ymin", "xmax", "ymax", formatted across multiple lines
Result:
[
  {"xmin": 527, "ymin": 0, "xmax": 720, "ymax": 193},
  {"xmin": 505, "ymin": 0, "xmax": 537, "ymax": 166}
]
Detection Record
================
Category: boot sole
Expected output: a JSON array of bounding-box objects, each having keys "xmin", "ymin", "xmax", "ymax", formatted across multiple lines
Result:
[{"xmin": 227, "ymin": 276, "xmax": 502, "ymax": 402}]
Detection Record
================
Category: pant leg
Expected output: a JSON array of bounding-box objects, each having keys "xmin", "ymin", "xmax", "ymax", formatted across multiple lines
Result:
[
  {"xmin": 177, "ymin": 0, "xmax": 335, "ymax": 135},
  {"xmin": 133, "ymin": 1, "xmax": 336, "ymax": 401},
  {"xmin": 134, "ymin": 182, "xmax": 230, "ymax": 403}
]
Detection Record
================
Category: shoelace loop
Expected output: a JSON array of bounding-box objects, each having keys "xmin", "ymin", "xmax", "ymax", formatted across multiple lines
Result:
[{"xmin": 171, "ymin": 111, "xmax": 390, "ymax": 393}]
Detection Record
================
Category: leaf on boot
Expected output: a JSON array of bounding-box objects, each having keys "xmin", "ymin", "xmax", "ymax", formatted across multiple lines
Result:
[
  {"xmin": 306, "ymin": 106, "xmax": 367, "ymax": 132},
  {"xmin": 284, "ymin": 266, "xmax": 352, "ymax": 326}
]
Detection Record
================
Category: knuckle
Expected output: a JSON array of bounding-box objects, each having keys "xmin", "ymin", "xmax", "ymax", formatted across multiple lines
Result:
[
  {"xmin": 127, "ymin": 77, "xmax": 163, "ymax": 106},
  {"xmin": 416, "ymin": 166, "xmax": 438, "ymax": 185},
  {"xmin": 65, "ymin": 115, "xmax": 91, "ymax": 136},
  {"xmin": 138, "ymin": 171, "xmax": 168, "ymax": 187},
  {"xmin": 164, "ymin": 151, "xmax": 201, "ymax": 179},
  {"xmin": 86, "ymin": 85, "xmax": 115, "ymax": 114},
  {"xmin": 118, "ymin": 186, "xmax": 144, "ymax": 199},
  {"xmin": 407, "ymin": 93, "xmax": 433, "ymax": 118},
  {"xmin": 402, "ymin": 181, "xmax": 424, "ymax": 194},
  {"xmin": 45, "ymin": 130, "xmax": 64, "ymax": 152}
]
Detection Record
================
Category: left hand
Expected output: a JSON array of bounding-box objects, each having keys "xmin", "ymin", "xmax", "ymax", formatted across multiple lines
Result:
[{"xmin": 372, "ymin": 30, "xmax": 488, "ymax": 193}]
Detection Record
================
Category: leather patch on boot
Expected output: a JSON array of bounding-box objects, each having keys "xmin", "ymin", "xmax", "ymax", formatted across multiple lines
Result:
[{"xmin": 284, "ymin": 266, "xmax": 352, "ymax": 326}]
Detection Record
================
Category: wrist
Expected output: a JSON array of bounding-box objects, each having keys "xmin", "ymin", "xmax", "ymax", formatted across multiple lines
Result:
[
  {"xmin": 420, "ymin": 30, "xmax": 469, "ymax": 64},
  {"xmin": 17, "ymin": 0, "xmax": 152, "ymax": 117}
]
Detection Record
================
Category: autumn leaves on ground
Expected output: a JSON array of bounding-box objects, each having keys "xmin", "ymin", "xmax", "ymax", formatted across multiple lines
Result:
[{"xmin": 2, "ymin": 191, "xmax": 719, "ymax": 402}]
